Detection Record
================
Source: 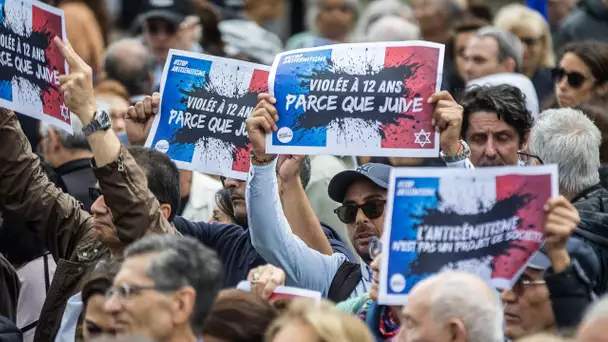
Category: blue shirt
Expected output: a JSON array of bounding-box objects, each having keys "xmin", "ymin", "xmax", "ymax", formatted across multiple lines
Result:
[
  {"xmin": 173, "ymin": 215, "xmax": 354, "ymax": 289},
  {"xmin": 246, "ymin": 160, "xmax": 371, "ymax": 298}
]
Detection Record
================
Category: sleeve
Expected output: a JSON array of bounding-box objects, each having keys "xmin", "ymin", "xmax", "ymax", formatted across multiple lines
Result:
[
  {"xmin": 545, "ymin": 260, "xmax": 596, "ymax": 330},
  {"xmin": 92, "ymin": 146, "xmax": 176, "ymax": 244},
  {"xmin": 0, "ymin": 109, "xmax": 92, "ymax": 261},
  {"xmin": 246, "ymin": 160, "xmax": 348, "ymax": 296},
  {"xmin": 445, "ymin": 158, "xmax": 474, "ymax": 169},
  {"xmin": 174, "ymin": 216, "xmax": 237, "ymax": 249}
]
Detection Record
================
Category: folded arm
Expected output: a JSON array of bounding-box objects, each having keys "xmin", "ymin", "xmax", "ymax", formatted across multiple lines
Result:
[{"xmin": 247, "ymin": 160, "xmax": 345, "ymax": 296}]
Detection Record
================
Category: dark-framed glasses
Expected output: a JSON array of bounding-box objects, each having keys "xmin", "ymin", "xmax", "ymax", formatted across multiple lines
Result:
[
  {"xmin": 551, "ymin": 67, "xmax": 590, "ymax": 89},
  {"xmin": 334, "ymin": 199, "xmax": 386, "ymax": 224},
  {"xmin": 518, "ymin": 151, "xmax": 544, "ymax": 166}
]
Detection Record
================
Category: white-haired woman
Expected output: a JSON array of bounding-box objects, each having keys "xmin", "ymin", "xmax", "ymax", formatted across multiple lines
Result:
[
  {"xmin": 286, "ymin": 0, "xmax": 358, "ymax": 50},
  {"xmin": 494, "ymin": 4, "xmax": 556, "ymax": 104}
]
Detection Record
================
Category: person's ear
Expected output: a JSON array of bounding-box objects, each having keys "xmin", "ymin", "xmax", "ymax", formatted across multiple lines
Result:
[
  {"xmin": 521, "ymin": 131, "xmax": 530, "ymax": 150},
  {"xmin": 504, "ymin": 58, "xmax": 517, "ymax": 73},
  {"xmin": 447, "ymin": 318, "xmax": 468, "ymax": 342},
  {"xmin": 595, "ymin": 83, "xmax": 608, "ymax": 98},
  {"xmin": 172, "ymin": 286, "xmax": 196, "ymax": 326},
  {"xmin": 159, "ymin": 203, "xmax": 172, "ymax": 221}
]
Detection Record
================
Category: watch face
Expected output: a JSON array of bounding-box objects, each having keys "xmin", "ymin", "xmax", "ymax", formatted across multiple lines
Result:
[{"xmin": 96, "ymin": 110, "xmax": 112, "ymax": 128}]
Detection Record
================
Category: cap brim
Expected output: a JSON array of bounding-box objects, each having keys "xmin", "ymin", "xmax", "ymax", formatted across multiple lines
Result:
[
  {"xmin": 132, "ymin": 10, "xmax": 184, "ymax": 32},
  {"xmin": 527, "ymin": 251, "xmax": 551, "ymax": 271},
  {"xmin": 328, "ymin": 170, "xmax": 388, "ymax": 203}
]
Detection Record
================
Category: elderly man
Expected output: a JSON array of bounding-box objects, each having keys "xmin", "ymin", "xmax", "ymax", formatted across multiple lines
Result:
[
  {"xmin": 464, "ymin": 27, "xmax": 539, "ymax": 118},
  {"xmin": 105, "ymin": 235, "xmax": 222, "ymax": 342},
  {"xmin": 39, "ymin": 115, "xmax": 96, "ymax": 212},
  {"xmin": 529, "ymin": 108, "xmax": 608, "ymax": 294},
  {"xmin": 103, "ymin": 39, "xmax": 155, "ymax": 105},
  {"xmin": 403, "ymin": 271, "xmax": 504, "ymax": 342},
  {"xmin": 577, "ymin": 295, "xmax": 608, "ymax": 342}
]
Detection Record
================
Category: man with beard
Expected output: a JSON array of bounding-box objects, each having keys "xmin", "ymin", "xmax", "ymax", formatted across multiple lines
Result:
[
  {"xmin": 456, "ymin": 84, "xmax": 534, "ymax": 167},
  {"xmin": 245, "ymin": 91, "xmax": 469, "ymax": 301}
]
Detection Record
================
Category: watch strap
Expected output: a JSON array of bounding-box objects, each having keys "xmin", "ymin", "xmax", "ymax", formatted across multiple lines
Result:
[
  {"xmin": 83, "ymin": 110, "xmax": 111, "ymax": 137},
  {"xmin": 440, "ymin": 140, "xmax": 471, "ymax": 163}
]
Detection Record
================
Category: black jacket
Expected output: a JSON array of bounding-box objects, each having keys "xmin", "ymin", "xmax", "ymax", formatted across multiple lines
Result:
[
  {"xmin": 0, "ymin": 316, "xmax": 22, "ymax": 342},
  {"xmin": 572, "ymin": 184, "xmax": 608, "ymax": 294},
  {"xmin": 0, "ymin": 254, "xmax": 19, "ymax": 323},
  {"xmin": 54, "ymin": 159, "xmax": 97, "ymax": 213}
]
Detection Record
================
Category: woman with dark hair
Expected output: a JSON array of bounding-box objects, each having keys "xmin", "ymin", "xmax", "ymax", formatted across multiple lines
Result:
[
  {"xmin": 209, "ymin": 188, "xmax": 237, "ymax": 224},
  {"xmin": 194, "ymin": 0, "xmax": 226, "ymax": 57},
  {"xmin": 554, "ymin": 41, "xmax": 608, "ymax": 108},
  {"xmin": 80, "ymin": 261, "xmax": 121, "ymax": 342},
  {"xmin": 202, "ymin": 289, "xmax": 278, "ymax": 342},
  {"xmin": 44, "ymin": 0, "xmax": 110, "ymax": 76}
]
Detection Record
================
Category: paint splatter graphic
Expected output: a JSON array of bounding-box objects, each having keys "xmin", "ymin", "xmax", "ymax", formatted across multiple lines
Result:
[
  {"xmin": 0, "ymin": 1, "xmax": 68, "ymax": 127},
  {"xmin": 271, "ymin": 44, "xmax": 442, "ymax": 153},
  {"xmin": 147, "ymin": 52, "xmax": 268, "ymax": 179}
]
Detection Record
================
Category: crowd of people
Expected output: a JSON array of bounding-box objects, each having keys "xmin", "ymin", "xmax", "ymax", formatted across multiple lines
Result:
[{"xmin": 2, "ymin": 0, "xmax": 608, "ymax": 341}]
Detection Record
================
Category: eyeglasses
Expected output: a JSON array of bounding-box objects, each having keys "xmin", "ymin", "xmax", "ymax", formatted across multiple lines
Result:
[
  {"xmin": 519, "ymin": 36, "xmax": 541, "ymax": 47},
  {"xmin": 510, "ymin": 278, "xmax": 546, "ymax": 296},
  {"xmin": 517, "ymin": 151, "xmax": 544, "ymax": 166},
  {"xmin": 334, "ymin": 199, "xmax": 386, "ymax": 224},
  {"xmin": 105, "ymin": 283, "xmax": 166, "ymax": 300},
  {"xmin": 551, "ymin": 67, "xmax": 590, "ymax": 89},
  {"xmin": 89, "ymin": 187, "xmax": 102, "ymax": 202},
  {"xmin": 145, "ymin": 20, "xmax": 177, "ymax": 36}
]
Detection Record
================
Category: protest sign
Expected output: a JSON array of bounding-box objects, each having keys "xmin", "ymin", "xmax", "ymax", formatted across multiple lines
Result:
[
  {"xmin": 236, "ymin": 281, "xmax": 321, "ymax": 302},
  {"xmin": 0, "ymin": 0, "xmax": 70, "ymax": 133},
  {"xmin": 267, "ymin": 41, "xmax": 443, "ymax": 157},
  {"xmin": 145, "ymin": 49, "xmax": 269, "ymax": 180},
  {"xmin": 378, "ymin": 165, "xmax": 558, "ymax": 306}
]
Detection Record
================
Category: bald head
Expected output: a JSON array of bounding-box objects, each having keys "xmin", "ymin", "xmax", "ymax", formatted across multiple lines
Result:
[
  {"xmin": 103, "ymin": 39, "xmax": 154, "ymax": 97},
  {"xmin": 404, "ymin": 271, "xmax": 503, "ymax": 342},
  {"xmin": 577, "ymin": 296, "xmax": 608, "ymax": 342}
]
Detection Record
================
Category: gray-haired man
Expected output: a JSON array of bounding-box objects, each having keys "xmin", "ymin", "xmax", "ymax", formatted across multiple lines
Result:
[{"xmin": 104, "ymin": 235, "xmax": 222, "ymax": 342}]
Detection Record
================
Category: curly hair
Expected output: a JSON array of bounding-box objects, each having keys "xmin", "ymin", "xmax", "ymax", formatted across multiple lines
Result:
[{"xmin": 459, "ymin": 84, "xmax": 533, "ymax": 145}]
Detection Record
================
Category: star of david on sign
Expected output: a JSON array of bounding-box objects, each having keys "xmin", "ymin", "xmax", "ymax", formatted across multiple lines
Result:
[
  {"xmin": 60, "ymin": 103, "xmax": 70, "ymax": 122},
  {"xmin": 414, "ymin": 129, "xmax": 431, "ymax": 147}
]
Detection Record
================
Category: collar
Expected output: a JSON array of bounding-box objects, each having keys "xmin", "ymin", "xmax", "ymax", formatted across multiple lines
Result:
[
  {"xmin": 361, "ymin": 262, "xmax": 372, "ymax": 283},
  {"xmin": 55, "ymin": 158, "xmax": 92, "ymax": 176},
  {"xmin": 572, "ymin": 183, "xmax": 604, "ymax": 203}
]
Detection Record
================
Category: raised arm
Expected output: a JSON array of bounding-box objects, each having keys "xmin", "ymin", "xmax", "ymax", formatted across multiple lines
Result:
[
  {"xmin": 57, "ymin": 38, "xmax": 174, "ymax": 243},
  {"xmin": 278, "ymin": 155, "xmax": 333, "ymax": 255},
  {"xmin": 245, "ymin": 94, "xmax": 345, "ymax": 295}
]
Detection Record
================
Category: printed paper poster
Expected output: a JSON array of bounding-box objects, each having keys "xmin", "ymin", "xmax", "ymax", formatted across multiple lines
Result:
[
  {"xmin": 0, "ymin": 0, "xmax": 70, "ymax": 133},
  {"xmin": 237, "ymin": 281, "xmax": 321, "ymax": 302},
  {"xmin": 378, "ymin": 165, "xmax": 558, "ymax": 306},
  {"xmin": 145, "ymin": 49, "xmax": 269, "ymax": 180},
  {"xmin": 267, "ymin": 41, "xmax": 444, "ymax": 157}
]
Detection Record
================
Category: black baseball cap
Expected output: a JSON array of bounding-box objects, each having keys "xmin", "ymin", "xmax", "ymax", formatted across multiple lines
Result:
[
  {"xmin": 527, "ymin": 237, "xmax": 599, "ymax": 278},
  {"xmin": 133, "ymin": 0, "xmax": 194, "ymax": 30},
  {"xmin": 328, "ymin": 163, "xmax": 391, "ymax": 203}
]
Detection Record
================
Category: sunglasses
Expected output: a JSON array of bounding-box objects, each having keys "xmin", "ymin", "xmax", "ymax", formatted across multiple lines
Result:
[
  {"xmin": 145, "ymin": 21, "xmax": 177, "ymax": 35},
  {"xmin": 551, "ymin": 67, "xmax": 589, "ymax": 89},
  {"xmin": 89, "ymin": 187, "xmax": 102, "ymax": 202},
  {"xmin": 334, "ymin": 199, "xmax": 386, "ymax": 224}
]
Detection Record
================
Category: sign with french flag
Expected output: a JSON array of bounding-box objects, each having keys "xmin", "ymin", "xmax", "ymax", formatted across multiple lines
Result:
[
  {"xmin": 0, "ymin": 0, "xmax": 70, "ymax": 133},
  {"xmin": 267, "ymin": 41, "xmax": 444, "ymax": 157},
  {"xmin": 146, "ymin": 49, "xmax": 269, "ymax": 180},
  {"xmin": 378, "ymin": 165, "xmax": 558, "ymax": 305}
]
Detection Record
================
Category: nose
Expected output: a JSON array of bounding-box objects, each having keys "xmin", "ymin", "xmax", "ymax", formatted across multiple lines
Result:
[
  {"xmin": 500, "ymin": 288, "xmax": 517, "ymax": 303},
  {"xmin": 355, "ymin": 207, "xmax": 369, "ymax": 224},
  {"xmin": 557, "ymin": 74, "xmax": 569, "ymax": 91},
  {"xmin": 104, "ymin": 294, "xmax": 121, "ymax": 314},
  {"xmin": 91, "ymin": 195, "xmax": 108, "ymax": 216},
  {"xmin": 223, "ymin": 178, "xmax": 241, "ymax": 189},
  {"xmin": 483, "ymin": 136, "xmax": 497, "ymax": 158}
]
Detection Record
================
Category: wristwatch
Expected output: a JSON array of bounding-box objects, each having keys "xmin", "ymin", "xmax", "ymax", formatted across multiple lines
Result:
[
  {"xmin": 440, "ymin": 140, "xmax": 471, "ymax": 163},
  {"xmin": 82, "ymin": 109, "xmax": 111, "ymax": 137}
]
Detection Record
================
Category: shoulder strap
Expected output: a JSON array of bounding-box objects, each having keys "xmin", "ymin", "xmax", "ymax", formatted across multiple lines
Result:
[
  {"xmin": 43, "ymin": 252, "xmax": 50, "ymax": 293},
  {"xmin": 328, "ymin": 261, "xmax": 362, "ymax": 303}
]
